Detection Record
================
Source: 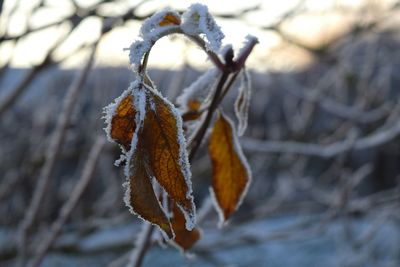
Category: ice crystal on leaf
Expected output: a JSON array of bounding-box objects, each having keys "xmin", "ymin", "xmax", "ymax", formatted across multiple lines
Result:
[
  {"xmin": 181, "ymin": 3, "xmax": 224, "ymax": 52},
  {"xmin": 140, "ymin": 9, "xmax": 181, "ymax": 38},
  {"xmin": 177, "ymin": 67, "xmax": 218, "ymax": 116},
  {"xmin": 234, "ymin": 69, "xmax": 252, "ymax": 136}
]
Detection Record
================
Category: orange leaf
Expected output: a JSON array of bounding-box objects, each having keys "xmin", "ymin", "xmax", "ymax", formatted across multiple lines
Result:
[
  {"xmin": 110, "ymin": 95, "xmax": 136, "ymax": 151},
  {"xmin": 140, "ymin": 87, "xmax": 195, "ymax": 229},
  {"xmin": 170, "ymin": 200, "xmax": 201, "ymax": 251},
  {"xmin": 126, "ymin": 142, "xmax": 173, "ymax": 238},
  {"xmin": 107, "ymin": 82, "xmax": 195, "ymax": 237},
  {"xmin": 208, "ymin": 112, "xmax": 251, "ymax": 223},
  {"xmin": 182, "ymin": 99, "xmax": 202, "ymax": 122},
  {"xmin": 159, "ymin": 13, "xmax": 181, "ymax": 26}
]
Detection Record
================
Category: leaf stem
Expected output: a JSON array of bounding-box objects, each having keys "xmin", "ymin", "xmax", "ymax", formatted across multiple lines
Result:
[{"xmin": 189, "ymin": 70, "xmax": 229, "ymax": 161}]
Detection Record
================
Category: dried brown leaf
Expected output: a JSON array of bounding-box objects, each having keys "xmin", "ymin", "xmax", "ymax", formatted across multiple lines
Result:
[
  {"xmin": 110, "ymin": 95, "xmax": 136, "ymax": 150},
  {"xmin": 127, "ymin": 143, "xmax": 173, "ymax": 238},
  {"xmin": 159, "ymin": 13, "xmax": 181, "ymax": 26},
  {"xmin": 234, "ymin": 69, "xmax": 251, "ymax": 136},
  {"xmin": 208, "ymin": 112, "xmax": 251, "ymax": 223},
  {"xmin": 141, "ymin": 87, "xmax": 195, "ymax": 229},
  {"xmin": 170, "ymin": 200, "xmax": 201, "ymax": 251}
]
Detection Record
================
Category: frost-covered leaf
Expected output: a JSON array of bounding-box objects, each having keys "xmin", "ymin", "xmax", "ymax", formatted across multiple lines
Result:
[
  {"xmin": 181, "ymin": 3, "xmax": 224, "ymax": 52},
  {"xmin": 170, "ymin": 200, "xmax": 201, "ymax": 251},
  {"xmin": 159, "ymin": 13, "xmax": 181, "ymax": 26},
  {"xmin": 234, "ymin": 69, "xmax": 251, "ymax": 136},
  {"xmin": 105, "ymin": 81, "xmax": 196, "ymax": 236},
  {"xmin": 140, "ymin": 85, "xmax": 196, "ymax": 230},
  {"xmin": 140, "ymin": 9, "xmax": 181, "ymax": 37},
  {"xmin": 109, "ymin": 95, "xmax": 136, "ymax": 150},
  {"xmin": 104, "ymin": 83, "xmax": 173, "ymax": 238},
  {"xmin": 103, "ymin": 87, "xmax": 136, "ymax": 151},
  {"xmin": 208, "ymin": 112, "xmax": 251, "ymax": 224},
  {"xmin": 124, "ymin": 145, "xmax": 174, "ymax": 238},
  {"xmin": 129, "ymin": 10, "xmax": 182, "ymax": 72},
  {"xmin": 177, "ymin": 67, "xmax": 218, "ymax": 120}
]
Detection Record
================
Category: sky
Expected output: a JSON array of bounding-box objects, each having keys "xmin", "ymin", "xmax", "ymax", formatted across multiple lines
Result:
[{"xmin": 0, "ymin": 0, "xmax": 395, "ymax": 70}]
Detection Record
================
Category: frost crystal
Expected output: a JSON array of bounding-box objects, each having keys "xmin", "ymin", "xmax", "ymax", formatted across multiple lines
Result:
[
  {"xmin": 235, "ymin": 35, "xmax": 258, "ymax": 61},
  {"xmin": 129, "ymin": 39, "xmax": 152, "ymax": 71},
  {"xmin": 181, "ymin": 3, "xmax": 224, "ymax": 52},
  {"xmin": 140, "ymin": 9, "xmax": 181, "ymax": 38},
  {"xmin": 176, "ymin": 67, "xmax": 218, "ymax": 113},
  {"xmin": 123, "ymin": 81, "xmax": 147, "ymax": 211},
  {"xmin": 234, "ymin": 69, "xmax": 251, "ymax": 136},
  {"xmin": 102, "ymin": 87, "xmax": 133, "ymax": 149}
]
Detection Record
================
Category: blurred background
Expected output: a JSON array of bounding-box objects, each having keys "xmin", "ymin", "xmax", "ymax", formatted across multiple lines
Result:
[{"xmin": 0, "ymin": 0, "xmax": 399, "ymax": 266}]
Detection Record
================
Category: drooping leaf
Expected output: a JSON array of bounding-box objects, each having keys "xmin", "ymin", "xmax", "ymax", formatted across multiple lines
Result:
[
  {"xmin": 234, "ymin": 69, "xmax": 251, "ymax": 136},
  {"xmin": 208, "ymin": 112, "xmax": 251, "ymax": 223},
  {"xmin": 104, "ymin": 84, "xmax": 173, "ymax": 238},
  {"xmin": 140, "ymin": 86, "xmax": 196, "ymax": 230},
  {"xmin": 125, "ymin": 141, "xmax": 173, "ymax": 238},
  {"xmin": 106, "ymin": 81, "xmax": 196, "ymax": 236},
  {"xmin": 170, "ymin": 200, "xmax": 201, "ymax": 251}
]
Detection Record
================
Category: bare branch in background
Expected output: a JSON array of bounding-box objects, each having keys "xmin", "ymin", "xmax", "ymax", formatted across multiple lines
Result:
[
  {"xmin": 28, "ymin": 136, "xmax": 106, "ymax": 267},
  {"xmin": 242, "ymin": 116, "xmax": 400, "ymax": 157},
  {"xmin": 17, "ymin": 41, "xmax": 99, "ymax": 266},
  {"xmin": 0, "ymin": 1, "xmax": 398, "ymax": 266}
]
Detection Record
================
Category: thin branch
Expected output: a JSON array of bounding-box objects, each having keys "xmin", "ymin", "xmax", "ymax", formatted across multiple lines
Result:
[
  {"xmin": 16, "ymin": 41, "xmax": 99, "ymax": 266},
  {"xmin": 241, "ymin": 117, "xmax": 400, "ymax": 158},
  {"xmin": 279, "ymin": 75, "xmax": 391, "ymax": 124},
  {"xmin": 28, "ymin": 137, "xmax": 106, "ymax": 267},
  {"xmin": 0, "ymin": 22, "xmax": 76, "ymax": 116},
  {"xmin": 125, "ymin": 223, "xmax": 154, "ymax": 267}
]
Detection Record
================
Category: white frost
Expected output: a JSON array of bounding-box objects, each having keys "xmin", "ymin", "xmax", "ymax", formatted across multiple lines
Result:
[
  {"xmin": 102, "ymin": 86, "xmax": 133, "ymax": 150},
  {"xmin": 123, "ymin": 81, "xmax": 147, "ymax": 213},
  {"xmin": 176, "ymin": 67, "xmax": 218, "ymax": 114},
  {"xmin": 235, "ymin": 35, "xmax": 259, "ymax": 61},
  {"xmin": 234, "ymin": 68, "xmax": 252, "ymax": 136},
  {"xmin": 209, "ymin": 187, "xmax": 227, "ymax": 228},
  {"xmin": 181, "ymin": 3, "xmax": 224, "ymax": 52},
  {"xmin": 129, "ymin": 39, "xmax": 152, "ymax": 72},
  {"xmin": 140, "ymin": 8, "xmax": 181, "ymax": 38}
]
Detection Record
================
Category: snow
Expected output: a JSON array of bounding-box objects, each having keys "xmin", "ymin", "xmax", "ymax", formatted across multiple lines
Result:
[
  {"xmin": 181, "ymin": 3, "xmax": 225, "ymax": 52},
  {"xmin": 234, "ymin": 68, "xmax": 251, "ymax": 136}
]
